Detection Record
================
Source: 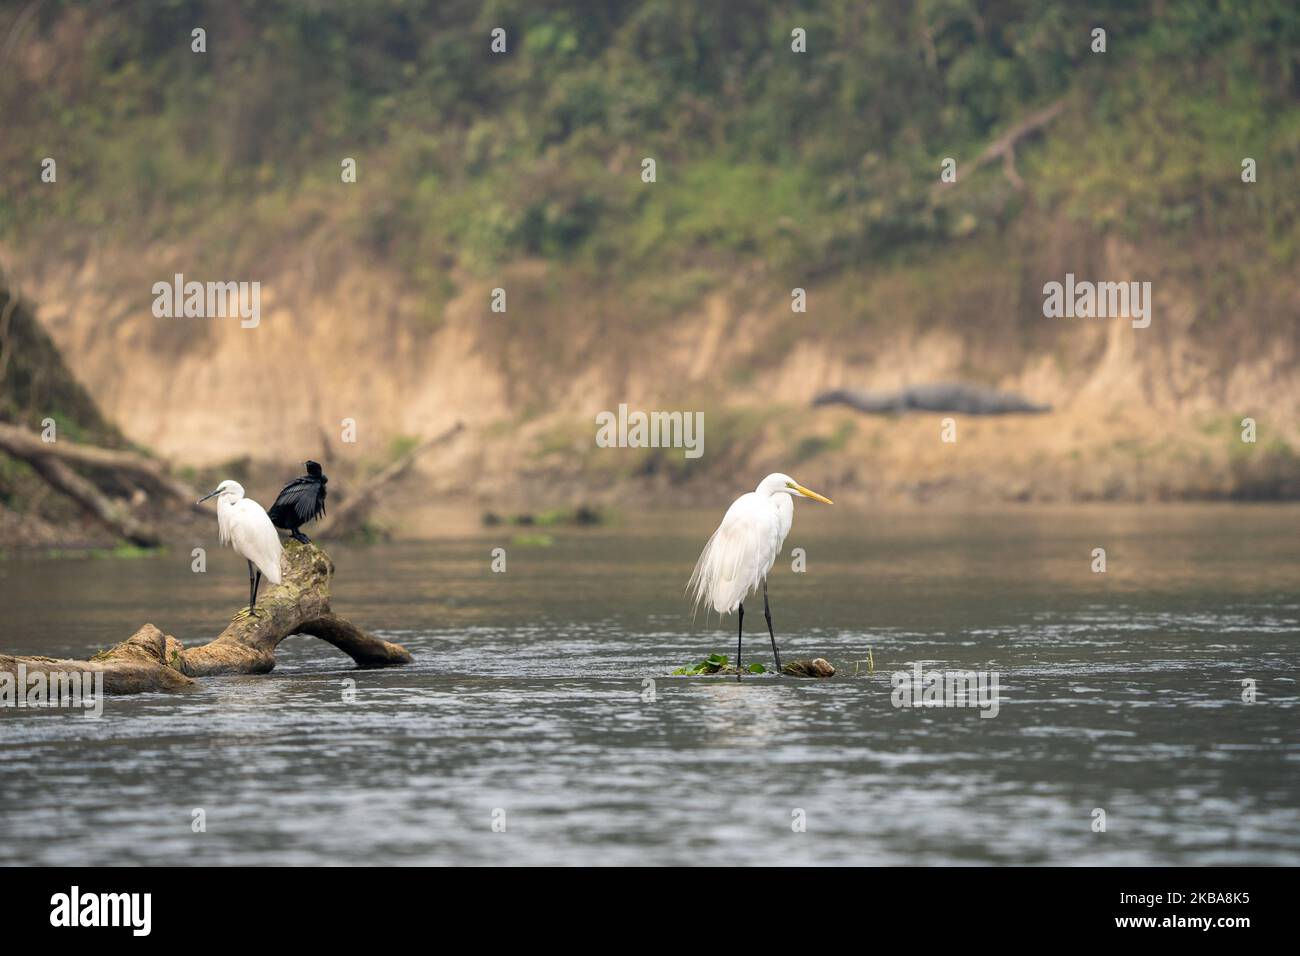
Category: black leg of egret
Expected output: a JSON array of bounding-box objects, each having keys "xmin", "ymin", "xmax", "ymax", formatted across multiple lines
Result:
[
  {"xmin": 763, "ymin": 579, "xmax": 783, "ymax": 674},
  {"xmin": 252, "ymin": 569, "xmax": 263, "ymax": 610},
  {"xmin": 246, "ymin": 560, "xmax": 255, "ymax": 611},
  {"xmin": 736, "ymin": 602, "xmax": 744, "ymax": 682}
]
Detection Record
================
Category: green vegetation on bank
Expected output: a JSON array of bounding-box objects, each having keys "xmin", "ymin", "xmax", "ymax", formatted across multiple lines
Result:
[
  {"xmin": 1, "ymin": 1, "xmax": 1297, "ymax": 511},
  {"xmin": 2, "ymin": 0, "xmax": 1297, "ymax": 290}
]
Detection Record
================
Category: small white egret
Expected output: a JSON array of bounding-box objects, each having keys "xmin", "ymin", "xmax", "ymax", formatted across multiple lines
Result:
[
  {"xmin": 198, "ymin": 480, "xmax": 284, "ymax": 613},
  {"xmin": 687, "ymin": 473, "xmax": 832, "ymax": 678}
]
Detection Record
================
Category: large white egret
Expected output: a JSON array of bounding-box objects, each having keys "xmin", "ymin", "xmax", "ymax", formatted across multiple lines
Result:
[
  {"xmin": 687, "ymin": 473, "xmax": 832, "ymax": 678},
  {"xmin": 198, "ymin": 480, "xmax": 284, "ymax": 613}
]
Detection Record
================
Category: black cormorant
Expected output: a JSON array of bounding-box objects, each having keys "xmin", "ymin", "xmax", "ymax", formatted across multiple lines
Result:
[{"xmin": 268, "ymin": 460, "xmax": 328, "ymax": 543}]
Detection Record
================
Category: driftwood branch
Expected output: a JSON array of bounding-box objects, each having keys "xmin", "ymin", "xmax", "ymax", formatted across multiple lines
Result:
[
  {"xmin": 0, "ymin": 542, "xmax": 411, "ymax": 695},
  {"xmin": 933, "ymin": 97, "xmax": 1067, "ymax": 196},
  {"xmin": 325, "ymin": 421, "xmax": 464, "ymax": 540}
]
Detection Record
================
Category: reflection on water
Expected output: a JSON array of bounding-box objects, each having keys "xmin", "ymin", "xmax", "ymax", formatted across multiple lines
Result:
[{"xmin": 1, "ymin": 505, "xmax": 1297, "ymax": 865}]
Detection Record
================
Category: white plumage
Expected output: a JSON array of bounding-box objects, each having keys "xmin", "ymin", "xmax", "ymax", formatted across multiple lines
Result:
[
  {"xmin": 217, "ymin": 486, "xmax": 283, "ymax": 584},
  {"xmin": 199, "ymin": 479, "xmax": 283, "ymax": 611},
  {"xmin": 688, "ymin": 472, "xmax": 829, "ymax": 616}
]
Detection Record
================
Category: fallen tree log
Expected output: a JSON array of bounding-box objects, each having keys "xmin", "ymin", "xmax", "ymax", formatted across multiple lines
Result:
[
  {"xmin": 0, "ymin": 421, "xmax": 203, "ymax": 511},
  {"xmin": 12, "ymin": 444, "xmax": 161, "ymax": 546},
  {"xmin": 0, "ymin": 541, "xmax": 411, "ymax": 696},
  {"xmin": 0, "ymin": 625, "xmax": 195, "ymax": 695},
  {"xmin": 0, "ymin": 422, "xmax": 206, "ymax": 545}
]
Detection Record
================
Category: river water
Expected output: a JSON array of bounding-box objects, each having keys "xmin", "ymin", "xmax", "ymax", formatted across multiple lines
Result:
[{"xmin": 1, "ymin": 505, "xmax": 1296, "ymax": 865}]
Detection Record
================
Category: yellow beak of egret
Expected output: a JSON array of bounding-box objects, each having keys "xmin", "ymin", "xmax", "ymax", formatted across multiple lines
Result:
[{"xmin": 792, "ymin": 483, "xmax": 833, "ymax": 504}]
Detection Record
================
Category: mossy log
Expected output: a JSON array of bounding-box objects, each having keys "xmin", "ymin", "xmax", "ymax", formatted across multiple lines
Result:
[{"xmin": 0, "ymin": 541, "xmax": 411, "ymax": 695}]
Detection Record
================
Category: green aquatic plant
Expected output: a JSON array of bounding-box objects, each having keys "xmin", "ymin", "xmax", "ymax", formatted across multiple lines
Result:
[
  {"xmin": 672, "ymin": 653, "xmax": 725, "ymax": 675},
  {"xmin": 672, "ymin": 654, "xmax": 766, "ymax": 675},
  {"xmin": 850, "ymin": 648, "xmax": 875, "ymax": 676}
]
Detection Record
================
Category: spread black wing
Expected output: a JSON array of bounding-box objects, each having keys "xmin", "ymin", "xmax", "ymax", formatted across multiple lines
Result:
[{"xmin": 268, "ymin": 476, "xmax": 326, "ymax": 528}]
